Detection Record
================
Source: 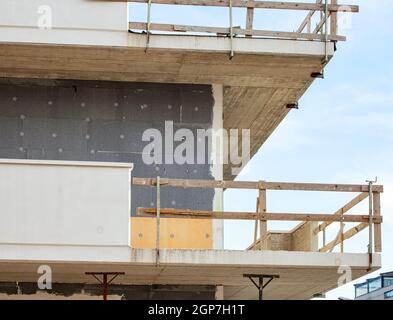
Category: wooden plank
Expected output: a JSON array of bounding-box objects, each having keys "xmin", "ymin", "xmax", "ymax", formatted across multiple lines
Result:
[
  {"xmin": 268, "ymin": 181, "xmax": 383, "ymax": 192},
  {"xmin": 297, "ymin": 13, "xmax": 311, "ymax": 33},
  {"xmin": 246, "ymin": 4, "xmax": 254, "ymax": 37},
  {"xmin": 259, "ymin": 187, "xmax": 268, "ymax": 250},
  {"xmin": 373, "ymin": 192, "xmax": 382, "ymax": 252},
  {"xmin": 313, "ymin": 11, "xmax": 331, "ymax": 33},
  {"xmin": 247, "ymin": 28, "xmax": 345, "ymax": 41},
  {"xmin": 331, "ymin": 0, "xmax": 338, "ymax": 35},
  {"xmin": 126, "ymin": 1, "xmax": 359, "ymax": 12},
  {"xmin": 315, "ymin": 192, "xmax": 369, "ymax": 234},
  {"xmin": 253, "ymin": 197, "xmax": 259, "ymax": 243},
  {"xmin": 129, "ymin": 22, "xmax": 346, "ymax": 41},
  {"xmin": 340, "ymin": 222, "xmax": 344, "ymax": 252},
  {"xmin": 297, "ymin": 0, "xmax": 323, "ymax": 33},
  {"xmin": 129, "ymin": 22, "xmax": 230, "ymax": 34},
  {"xmin": 328, "ymin": 222, "xmax": 345, "ymax": 253},
  {"xmin": 132, "ymin": 177, "xmax": 259, "ymax": 189},
  {"xmin": 136, "ymin": 208, "xmax": 382, "ymax": 223},
  {"xmin": 132, "ymin": 177, "xmax": 384, "ymax": 193},
  {"xmin": 319, "ymin": 223, "xmax": 368, "ymax": 252}
]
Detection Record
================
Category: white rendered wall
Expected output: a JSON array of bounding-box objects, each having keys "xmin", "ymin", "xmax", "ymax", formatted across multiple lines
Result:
[
  {"xmin": 0, "ymin": 0, "xmax": 126, "ymax": 30},
  {"xmin": 0, "ymin": 0, "xmax": 128, "ymax": 46},
  {"xmin": 0, "ymin": 159, "xmax": 132, "ymax": 247}
]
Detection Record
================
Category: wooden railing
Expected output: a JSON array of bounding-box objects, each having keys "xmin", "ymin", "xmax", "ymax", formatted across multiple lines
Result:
[
  {"xmin": 128, "ymin": 0, "xmax": 359, "ymax": 43},
  {"xmin": 133, "ymin": 177, "xmax": 383, "ymax": 256}
]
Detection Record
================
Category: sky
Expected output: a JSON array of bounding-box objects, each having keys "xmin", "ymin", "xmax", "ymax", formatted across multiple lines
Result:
[{"xmin": 129, "ymin": 1, "xmax": 393, "ymax": 299}]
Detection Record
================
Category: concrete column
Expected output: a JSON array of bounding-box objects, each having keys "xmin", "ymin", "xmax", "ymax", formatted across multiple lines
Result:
[{"xmin": 212, "ymin": 84, "xmax": 224, "ymax": 250}]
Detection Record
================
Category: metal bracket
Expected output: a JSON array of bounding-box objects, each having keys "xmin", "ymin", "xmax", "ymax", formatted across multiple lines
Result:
[
  {"xmin": 311, "ymin": 71, "xmax": 324, "ymax": 79},
  {"xmin": 286, "ymin": 102, "xmax": 299, "ymax": 109},
  {"xmin": 366, "ymin": 177, "xmax": 378, "ymax": 185},
  {"xmin": 243, "ymin": 274, "xmax": 280, "ymax": 300}
]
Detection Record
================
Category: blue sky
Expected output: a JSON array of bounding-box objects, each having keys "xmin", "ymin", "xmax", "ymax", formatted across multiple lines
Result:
[{"xmin": 129, "ymin": 1, "xmax": 393, "ymax": 299}]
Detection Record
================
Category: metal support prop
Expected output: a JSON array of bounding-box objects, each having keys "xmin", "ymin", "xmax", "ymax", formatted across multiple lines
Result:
[
  {"xmin": 145, "ymin": 0, "xmax": 152, "ymax": 52},
  {"xmin": 156, "ymin": 175, "xmax": 161, "ymax": 266},
  {"xmin": 324, "ymin": 0, "xmax": 329, "ymax": 63},
  {"xmin": 229, "ymin": 0, "xmax": 234, "ymax": 59},
  {"xmin": 244, "ymin": 274, "xmax": 280, "ymax": 300},
  {"xmin": 85, "ymin": 272, "xmax": 125, "ymax": 301},
  {"xmin": 367, "ymin": 178, "xmax": 375, "ymax": 269}
]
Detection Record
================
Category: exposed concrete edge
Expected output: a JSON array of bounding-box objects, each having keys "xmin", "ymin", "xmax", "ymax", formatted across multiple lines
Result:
[
  {"xmin": 0, "ymin": 158, "xmax": 134, "ymax": 169},
  {"xmin": 131, "ymin": 249, "xmax": 381, "ymax": 269},
  {"xmin": 0, "ymin": 31, "xmax": 335, "ymax": 57},
  {"xmin": 0, "ymin": 245, "xmax": 381, "ymax": 269},
  {"xmin": 128, "ymin": 33, "xmax": 335, "ymax": 57}
]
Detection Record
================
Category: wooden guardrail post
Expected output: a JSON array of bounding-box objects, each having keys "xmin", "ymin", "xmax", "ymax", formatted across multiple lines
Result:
[
  {"xmin": 258, "ymin": 181, "xmax": 267, "ymax": 250},
  {"xmin": 373, "ymin": 192, "xmax": 382, "ymax": 252},
  {"xmin": 254, "ymin": 197, "xmax": 259, "ymax": 243},
  {"xmin": 340, "ymin": 221, "xmax": 344, "ymax": 252},
  {"xmin": 246, "ymin": 1, "xmax": 254, "ymax": 37},
  {"xmin": 331, "ymin": 0, "xmax": 338, "ymax": 35}
]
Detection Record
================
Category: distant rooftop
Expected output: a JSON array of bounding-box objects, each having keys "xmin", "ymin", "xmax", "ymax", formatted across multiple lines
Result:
[{"xmin": 354, "ymin": 271, "xmax": 393, "ymax": 298}]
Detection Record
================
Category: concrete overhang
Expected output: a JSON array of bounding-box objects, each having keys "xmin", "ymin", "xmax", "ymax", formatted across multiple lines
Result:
[
  {"xmin": 0, "ymin": 247, "xmax": 380, "ymax": 300},
  {"xmin": 0, "ymin": 33, "xmax": 333, "ymax": 179}
]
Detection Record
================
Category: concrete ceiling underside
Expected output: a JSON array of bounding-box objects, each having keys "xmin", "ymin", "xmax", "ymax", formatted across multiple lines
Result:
[
  {"xmin": 0, "ymin": 42, "xmax": 325, "ymax": 179},
  {"xmin": 0, "ymin": 248, "xmax": 380, "ymax": 300},
  {"xmin": 0, "ymin": 260, "xmax": 375, "ymax": 300}
]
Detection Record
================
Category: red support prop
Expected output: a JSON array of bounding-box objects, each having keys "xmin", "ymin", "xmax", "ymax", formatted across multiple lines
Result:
[{"xmin": 85, "ymin": 272, "xmax": 125, "ymax": 300}]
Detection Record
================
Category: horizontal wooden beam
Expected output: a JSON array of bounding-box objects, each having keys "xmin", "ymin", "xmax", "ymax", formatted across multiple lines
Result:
[
  {"xmin": 133, "ymin": 177, "xmax": 258, "ymax": 189},
  {"xmin": 319, "ymin": 222, "xmax": 368, "ymax": 252},
  {"xmin": 132, "ymin": 177, "xmax": 384, "ymax": 193},
  {"xmin": 125, "ymin": 1, "xmax": 359, "ymax": 12},
  {"xmin": 136, "ymin": 207, "xmax": 382, "ymax": 223},
  {"xmin": 315, "ymin": 192, "xmax": 369, "ymax": 234},
  {"xmin": 129, "ymin": 22, "xmax": 346, "ymax": 41}
]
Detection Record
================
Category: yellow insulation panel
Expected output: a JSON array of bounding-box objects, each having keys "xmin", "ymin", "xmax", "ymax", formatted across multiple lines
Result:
[{"xmin": 130, "ymin": 217, "xmax": 213, "ymax": 249}]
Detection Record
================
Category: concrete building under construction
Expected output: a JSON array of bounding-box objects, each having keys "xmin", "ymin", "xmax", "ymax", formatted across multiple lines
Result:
[{"xmin": 0, "ymin": 0, "xmax": 384, "ymax": 300}]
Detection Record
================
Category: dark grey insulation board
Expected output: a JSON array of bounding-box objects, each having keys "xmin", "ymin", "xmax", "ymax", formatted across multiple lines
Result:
[{"xmin": 0, "ymin": 79, "xmax": 215, "ymax": 215}]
